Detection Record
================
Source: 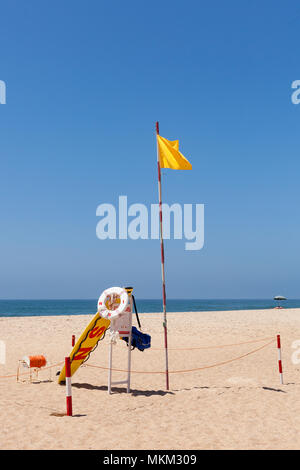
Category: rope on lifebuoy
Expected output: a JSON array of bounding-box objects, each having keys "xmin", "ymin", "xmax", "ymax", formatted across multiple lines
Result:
[{"xmin": 97, "ymin": 286, "xmax": 129, "ymax": 319}]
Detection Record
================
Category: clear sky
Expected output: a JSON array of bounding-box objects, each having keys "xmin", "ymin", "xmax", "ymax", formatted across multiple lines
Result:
[{"xmin": 1, "ymin": 1, "xmax": 300, "ymax": 299}]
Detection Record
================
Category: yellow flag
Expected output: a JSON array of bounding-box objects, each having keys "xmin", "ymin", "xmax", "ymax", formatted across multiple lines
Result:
[{"xmin": 157, "ymin": 135, "xmax": 192, "ymax": 170}]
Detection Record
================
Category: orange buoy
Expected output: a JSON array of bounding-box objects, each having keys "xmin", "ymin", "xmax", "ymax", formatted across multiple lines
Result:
[{"xmin": 23, "ymin": 355, "xmax": 47, "ymax": 368}]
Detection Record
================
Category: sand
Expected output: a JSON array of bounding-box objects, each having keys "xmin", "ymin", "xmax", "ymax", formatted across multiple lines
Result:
[{"xmin": 0, "ymin": 308, "xmax": 300, "ymax": 450}]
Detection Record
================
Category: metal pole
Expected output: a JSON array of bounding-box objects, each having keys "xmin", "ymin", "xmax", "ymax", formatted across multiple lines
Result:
[
  {"xmin": 127, "ymin": 296, "xmax": 133, "ymax": 393},
  {"xmin": 277, "ymin": 334, "xmax": 284, "ymax": 385},
  {"xmin": 108, "ymin": 341, "xmax": 113, "ymax": 394},
  {"xmin": 156, "ymin": 121, "xmax": 169, "ymax": 390},
  {"xmin": 65, "ymin": 357, "xmax": 73, "ymax": 416}
]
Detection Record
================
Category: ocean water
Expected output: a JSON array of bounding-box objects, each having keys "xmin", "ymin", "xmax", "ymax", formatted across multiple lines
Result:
[{"xmin": 0, "ymin": 299, "xmax": 299, "ymax": 318}]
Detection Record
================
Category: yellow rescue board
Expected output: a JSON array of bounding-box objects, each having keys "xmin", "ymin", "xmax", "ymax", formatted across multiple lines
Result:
[{"xmin": 58, "ymin": 312, "xmax": 110, "ymax": 383}]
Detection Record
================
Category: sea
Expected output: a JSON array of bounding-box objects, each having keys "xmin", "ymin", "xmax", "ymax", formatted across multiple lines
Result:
[{"xmin": 0, "ymin": 299, "xmax": 299, "ymax": 318}]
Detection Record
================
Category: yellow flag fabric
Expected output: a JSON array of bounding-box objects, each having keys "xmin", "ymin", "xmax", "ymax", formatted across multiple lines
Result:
[{"xmin": 157, "ymin": 135, "xmax": 192, "ymax": 170}]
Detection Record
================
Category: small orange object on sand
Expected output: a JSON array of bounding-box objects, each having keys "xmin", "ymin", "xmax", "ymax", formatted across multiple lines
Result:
[
  {"xmin": 23, "ymin": 355, "xmax": 47, "ymax": 368},
  {"xmin": 17, "ymin": 355, "xmax": 48, "ymax": 382}
]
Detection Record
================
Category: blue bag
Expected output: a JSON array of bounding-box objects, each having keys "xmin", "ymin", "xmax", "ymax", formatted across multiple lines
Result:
[{"xmin": 122, "ymin": 326, "xmax": 151, "ymax": 352}]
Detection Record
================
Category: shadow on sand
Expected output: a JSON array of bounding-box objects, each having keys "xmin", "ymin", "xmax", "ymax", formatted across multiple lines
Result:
[
  {"xmin": 262, "ymin": 387, "xmax": 287, "ymax": 393},
  {"xmin": 72, "ymin": 382, "xmax": 174, "ymax": 396},
  {"xmin": 50, "ymin": 412, "xmax": 87, "ymax": 418}
]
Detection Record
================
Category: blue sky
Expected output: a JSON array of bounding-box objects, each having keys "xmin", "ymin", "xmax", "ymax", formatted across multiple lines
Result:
[{"xmin": 1, "ymin": 0, "xmax": 300, "ymax": 299}]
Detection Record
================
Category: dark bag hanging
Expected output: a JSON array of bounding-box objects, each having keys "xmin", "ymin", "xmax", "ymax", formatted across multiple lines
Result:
[{"xmin": 122, "ymin": 326, "xmax": 151, "ymax": 352}]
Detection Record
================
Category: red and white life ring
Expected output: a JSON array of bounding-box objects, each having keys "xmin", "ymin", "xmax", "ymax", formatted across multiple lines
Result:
[{"xmin": 97, "ymin": 287, "xmax": 129, "ymax": 319}]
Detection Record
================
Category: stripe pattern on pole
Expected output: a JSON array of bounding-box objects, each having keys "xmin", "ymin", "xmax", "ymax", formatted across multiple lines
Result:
[
  {"xmin": 156, "ymin": 121, "xmax": 169, "ymax": 391},
  {"xmin": 277, "ymin": 335, "xmax": 283, "ymax": 385},
  {"xmin": 65, "ymin": 356, "xmax": 73, "ymax": 416}
]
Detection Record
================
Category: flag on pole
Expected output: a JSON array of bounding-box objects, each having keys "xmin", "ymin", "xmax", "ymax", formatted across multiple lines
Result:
[
  {"xmin": 155, "ymin": 123, "xmax": 192, "ymax": 391},
  {"xmin": 157, "ymin": 135, "xmax": 192, "ymax": 170}
]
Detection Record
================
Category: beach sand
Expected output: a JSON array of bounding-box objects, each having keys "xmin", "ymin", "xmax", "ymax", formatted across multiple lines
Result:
[{"xmin": 1, "ymin": 308, "xmax": 300, "ymax": 450}]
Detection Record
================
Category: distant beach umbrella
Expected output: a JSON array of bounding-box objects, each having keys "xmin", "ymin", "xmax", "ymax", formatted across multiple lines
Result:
[{"xmin": 273, "ymin": 296, "xmax": 287, "ymax": 308}]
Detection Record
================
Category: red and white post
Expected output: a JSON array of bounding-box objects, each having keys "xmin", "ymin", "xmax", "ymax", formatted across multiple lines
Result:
[
  {"xmin": 277, "ymin": 334, "xmax": 283, "ymax": 385},
  {"xmin": 65, "ymin": 357, "xmax": 73, "ymax": 416},
  {"xmin": 156, "ymin": 121, "xmax": 169, "ymax": 391}
]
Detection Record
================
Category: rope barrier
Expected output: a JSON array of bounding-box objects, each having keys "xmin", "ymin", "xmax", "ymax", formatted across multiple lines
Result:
[
  {"xmin": 0, "ymin": 337, "xmax": 276, "ymax": 379},
  {"xmin": 0, "ymin": 361, "xmax": 64, "ymax": 380},
  {"xmin": 151, "ymin": 336, "xmax": 275, "ymax": 351},
  {"xmin": 86, "ymin": 338, "xmax": 275, "ymax": 375}
]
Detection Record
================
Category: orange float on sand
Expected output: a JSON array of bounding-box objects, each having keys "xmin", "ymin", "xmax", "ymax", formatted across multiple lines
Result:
[
  {"xmin": 17, "ymin": 355, "xmax": 48, "ymax": 382},
  {"xmin": 23, "ymin": 355, "xmax": 47, "ymax": 368}
]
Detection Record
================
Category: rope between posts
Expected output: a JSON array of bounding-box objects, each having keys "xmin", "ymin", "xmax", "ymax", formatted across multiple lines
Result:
[
  {"xmin": 151, "ymin": 336, "xmax": 275, "ymax": 351},
  {"xmin": 0, "ymin": 337, "xmax": 276, "ymax": 379},
  {"xmin": 0, "ymin": 361, "xmax": 64, "ymax": 380},
  {"xmin": 86, "ymin": 338, "xmax": 275, "ymax": 375}
]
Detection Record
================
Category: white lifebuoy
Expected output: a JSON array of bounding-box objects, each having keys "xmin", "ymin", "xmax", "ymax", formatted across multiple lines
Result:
[{"xmin": 97, "ymin": 287, "xmax": 129, "ymax": 319}]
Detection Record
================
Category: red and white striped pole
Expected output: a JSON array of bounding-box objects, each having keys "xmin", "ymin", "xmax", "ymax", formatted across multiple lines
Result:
[
  {"xmin": 65, "ymin": 357, "xmax": 73, "ymax": 416},
  {"xmin": 156, "ymin": 121, "xmax": 169, "ymax": 391},
  {"xmin": 277, "ymin": 334, "xmax": 283, "ymax": 385}
]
